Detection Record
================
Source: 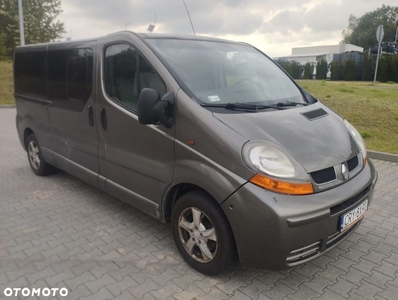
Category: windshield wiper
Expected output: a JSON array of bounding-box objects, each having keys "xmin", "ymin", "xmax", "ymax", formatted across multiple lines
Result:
[
  {"xmin": 200, "ymin": 102, "xmax": 285, "ymax": 111},
  {"xmin": 276, "ymin": 101, "xmax": 309, "ymax": 107}
]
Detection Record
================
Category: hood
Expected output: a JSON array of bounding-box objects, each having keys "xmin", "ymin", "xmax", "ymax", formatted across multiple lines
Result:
[{"xmin": 213, "ymin": 102, "xmax": 359, "ymax": 173}]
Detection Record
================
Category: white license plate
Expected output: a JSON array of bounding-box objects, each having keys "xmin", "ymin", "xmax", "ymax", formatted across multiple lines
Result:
[{"xmin": 339, "ymin": 199, "xmax": 368, "ymax": 232}]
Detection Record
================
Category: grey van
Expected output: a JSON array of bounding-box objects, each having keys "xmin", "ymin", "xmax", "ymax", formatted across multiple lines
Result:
[{"xmin": 14, "ymin": 32, "xmax": 378, "ymax": 275}]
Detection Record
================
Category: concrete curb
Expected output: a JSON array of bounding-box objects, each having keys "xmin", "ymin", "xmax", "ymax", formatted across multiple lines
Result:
[
  {"xmin": 368, "ymin": 150, "xmax": 398, "ymax": 163},
  {"xmin": 0, "ymin": 105, "xmax": 16, "ymax": 108}
]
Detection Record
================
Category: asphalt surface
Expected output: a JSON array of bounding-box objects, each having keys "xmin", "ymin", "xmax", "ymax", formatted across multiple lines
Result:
[{"xmin": 1, "ymin": 108, "xmax": 398, "ymax": 300}]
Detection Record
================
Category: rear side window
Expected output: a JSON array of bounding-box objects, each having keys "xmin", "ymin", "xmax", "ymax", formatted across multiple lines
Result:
[
  {"xmin": 15, "ymin": 47, "xmax": 93, "ymax": 111},
  {"xmin": 47, "ymin": 48, "xmax": 94, "ymax": 111},
  {"xmin": 67, "ymin": 55, "xmax": 90, "ymax": 100},
  {"xmin": 104, "ymin": 44, "xmax": 166, "ymax": 111},
  {"xmin": 14, "ymin": 49, "xmax": 47, "ymax": 99}
]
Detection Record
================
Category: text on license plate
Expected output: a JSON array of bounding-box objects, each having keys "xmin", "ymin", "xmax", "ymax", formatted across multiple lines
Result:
[{"xmin": 339, "ymin": 199, "xmax": 368, "ymax": 232}]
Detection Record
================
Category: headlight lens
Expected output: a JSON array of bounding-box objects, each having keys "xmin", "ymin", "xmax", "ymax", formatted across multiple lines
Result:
[
  {"xmin": 242, "ymin": 141, "xmax": 314, "ymax": 195},
  {"xmin": 248, "ymin": 145, "xmax": 295, "ymax": 178},
  {"xmin": 344, "ymin": 120, "xmax": 367, "ymax": 159}
]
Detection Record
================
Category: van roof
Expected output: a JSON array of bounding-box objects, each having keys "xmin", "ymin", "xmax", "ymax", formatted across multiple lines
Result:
[
  {"xmin": 15, "ymin": 31, "xmax": 248, "ymax": 51},
  {"xmin": 136, "ymin": 32, "xmax": 247, "ymax": 45}
]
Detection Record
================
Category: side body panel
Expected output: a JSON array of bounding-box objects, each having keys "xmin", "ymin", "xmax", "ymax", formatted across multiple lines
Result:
[
  {"xmin": 171, "ymin": 88, "xmax": 252, "ymax": 204},
  {"xmin": 15, "ymin": 100, "xmax": 54, "ymax": 164}
]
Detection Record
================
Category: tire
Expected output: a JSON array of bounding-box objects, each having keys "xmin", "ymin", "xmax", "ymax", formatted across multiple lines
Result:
[
  {"xmin": 171, "ymin": 191, "xmax": 236, "ymax": 275},
  {"xmin": 26, "ymin": 134, "xmax": 54, "ymax": 176}
]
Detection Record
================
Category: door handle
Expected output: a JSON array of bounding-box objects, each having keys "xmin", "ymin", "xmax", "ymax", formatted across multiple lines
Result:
[
  {"xmin": 100, "ymin": 107, "xmax": 107, "ymax": 130},
  {"xmin": 88, "ymin": 105, "xmax": 94, "ymax": 127}
]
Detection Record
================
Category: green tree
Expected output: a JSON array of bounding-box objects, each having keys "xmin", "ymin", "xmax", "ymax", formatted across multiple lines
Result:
[
  {"xmin": 290, "ymin": 61, "xmax": 301, "ymax": 79},
  {"xmin": 330, "ymin": 60, "xmax": 341, "ymax": 81},
  {"xmin": 276, "ymin": 60, "xmax": 301, "ymax": 79},
  {"xmin": 342, "ymin": 5, "xmax": 398, "ymax": 48},
  {"xmin": 378, "ymin": 55, "xmax": 398, "ymax": 83},
  {"xmin": 0, "ymin": 0, "xmax": 65, "ymax": 58},
  {"xmin": 343, "ymin": 59, "xmax": 358, "ymax": 81},
  {"xmin": 362, "ymin": 52, "xmax": 375, "ymax": 81},
  {"xmin": 316, "ymin": 59, "xmax": 328, "ymax": 80},
  {"xmin": 303, "ymin": 62, "xmax": 313, "ymax": 79}
]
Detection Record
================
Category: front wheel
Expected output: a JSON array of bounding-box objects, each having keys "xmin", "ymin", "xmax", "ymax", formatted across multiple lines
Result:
[{"xmin": 171, "ymin": 191, "xmax": 236, "ymax": 275}]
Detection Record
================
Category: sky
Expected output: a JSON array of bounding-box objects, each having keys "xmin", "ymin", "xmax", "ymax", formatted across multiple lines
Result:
[{"xmin": 59, "ymin": 0, "xmax": 396, "ymax": 57}]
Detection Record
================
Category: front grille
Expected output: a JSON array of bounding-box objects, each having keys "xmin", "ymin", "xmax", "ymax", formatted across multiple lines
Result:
[
  {"xmin": 310, "ymin": 154, "xmax": 360, "ymax": 185},
  {"xmin": 286, "ymin": 241, "xmax": 321, "ymax": 264},
  {"xmin": 310, "ymin": 167, "xmax": 336, "ymax": 184},
  {"xmin": 347, "ymin": 155, "xmax": 359, "ymax": 171},
  {"xmin": 330, "ymin": 184, "xmax": 371, "ymax": 216},
  {"xmin": 301, "ymin": 108, "xmax": 328, "ymax": 120},
  {"xmin": 326, "ymin": 222, "xmax": 359, "ymax": 249}
]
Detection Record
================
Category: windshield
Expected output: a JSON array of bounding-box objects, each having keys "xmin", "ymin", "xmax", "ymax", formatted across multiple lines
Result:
[{"xmin": 146, "ymin": 38, "xmax": 304, "ymax": 106}]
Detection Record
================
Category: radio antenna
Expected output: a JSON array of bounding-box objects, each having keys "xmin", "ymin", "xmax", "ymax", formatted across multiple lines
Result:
[{"xmin": 182, "ymin": 0, "xmax": 196, "ymax": 35}]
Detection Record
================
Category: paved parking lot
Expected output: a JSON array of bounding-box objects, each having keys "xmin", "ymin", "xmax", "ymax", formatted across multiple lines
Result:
[{"xmin": 1, "ymin": 108, "xmax": 398, "ymax": 300}]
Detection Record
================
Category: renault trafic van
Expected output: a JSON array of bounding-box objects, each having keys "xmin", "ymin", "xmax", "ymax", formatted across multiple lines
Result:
[{"xmin": 14, "ymin": 32, "xmax": 378, "ymax": 275}]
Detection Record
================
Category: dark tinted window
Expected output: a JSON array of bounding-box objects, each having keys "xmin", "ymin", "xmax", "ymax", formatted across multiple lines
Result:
[
  {"xmin": 67, "ymin": 55, "xmax": 90, "ymax": 100},
  {"xmin": 104, "ymin": 44, "xmax": 166, "ymax": 111},
  {"xmin": 105, "ymin": 44, "xmax": 138, "ymax": 110},
  {"xmin": 47, "ymin": 48, "xmax": 93, "ymax": 111},
  {"xmin": 14, "ymin": 49, "xmax": 47, "ymax": 98},
  {"xmin": 47, "ymin": 50, "xmax": 67, "ymax": 100}
]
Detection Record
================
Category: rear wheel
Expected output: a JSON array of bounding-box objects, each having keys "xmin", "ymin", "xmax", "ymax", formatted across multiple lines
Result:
[
  {"xmin": 26, "ymin": 134, "xmax": 54, "ymax": 176},
  {"xmin": 171, "ymin": 191, "xmax": 236, "ymax": 275}
]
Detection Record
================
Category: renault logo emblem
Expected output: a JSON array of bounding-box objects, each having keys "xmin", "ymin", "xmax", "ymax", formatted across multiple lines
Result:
[{"xmin": 342, "ymin": 163, "xmax": 348, "ymax": 180}]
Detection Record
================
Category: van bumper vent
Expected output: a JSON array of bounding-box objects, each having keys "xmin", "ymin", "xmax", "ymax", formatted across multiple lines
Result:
[{"xmin": 286, "ymin": 241, "xmax": 321, "ymax": 265}]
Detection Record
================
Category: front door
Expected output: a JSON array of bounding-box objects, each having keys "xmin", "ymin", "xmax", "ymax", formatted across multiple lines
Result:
[{"xmin": 96, "ymin": 37, "xmax": 175, "ymax": 217}]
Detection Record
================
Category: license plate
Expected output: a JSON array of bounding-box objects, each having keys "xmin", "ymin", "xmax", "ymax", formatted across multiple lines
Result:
[{"xmin": 339, "ymin": 199, "xmax": 368, "ymax": 232}]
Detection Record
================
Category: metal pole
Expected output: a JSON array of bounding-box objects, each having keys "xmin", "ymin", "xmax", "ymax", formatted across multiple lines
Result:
[
  {"xmin": 18, "ymin": 0, "xmax": 25, "ymax": 45},
  {"xmin": 373, "ymin": 40, "xmax": 382, "ymax": 84},
  {"xmin": 395, "ymin": 26, "xmax": 398, "ymax": 43},
  {"xmin": 182, "ymin": 0, "xmax": 196, "ymax": 35}
]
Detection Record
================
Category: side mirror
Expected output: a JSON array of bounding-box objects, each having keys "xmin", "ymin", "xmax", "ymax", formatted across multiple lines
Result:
[{"xmin": 137, "ymin": 88, "xmax": 175, "ymax": 128}]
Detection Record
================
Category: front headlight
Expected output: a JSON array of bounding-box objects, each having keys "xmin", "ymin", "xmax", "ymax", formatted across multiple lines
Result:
[
  {"xmin": 242, "ymin": 141, "xmax": 314, "ymax": 195},
  {"xmin": 344, "ymin": 120, "xmax": 367, "ymax": 162}
]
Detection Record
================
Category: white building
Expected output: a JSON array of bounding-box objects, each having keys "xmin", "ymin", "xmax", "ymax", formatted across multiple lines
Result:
[{"xmin": 275, "ymin": 44, "xmax": 363, "ymax": 64}]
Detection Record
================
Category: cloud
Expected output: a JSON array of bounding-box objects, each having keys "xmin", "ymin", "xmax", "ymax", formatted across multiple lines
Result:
[{"xmin": 59, "ymin": 0, "xmax": 398, "ymax": 56}]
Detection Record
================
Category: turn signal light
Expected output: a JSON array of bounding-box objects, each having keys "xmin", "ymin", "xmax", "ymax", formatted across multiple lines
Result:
[{"xmin": 250, "ymin": 174, "xmax": 314, "ymax": 195}]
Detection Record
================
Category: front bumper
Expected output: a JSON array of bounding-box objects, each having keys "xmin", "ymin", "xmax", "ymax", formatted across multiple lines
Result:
[{"xmin": 221, "ymin": 159, "xmax": 378, "ymax": 270}]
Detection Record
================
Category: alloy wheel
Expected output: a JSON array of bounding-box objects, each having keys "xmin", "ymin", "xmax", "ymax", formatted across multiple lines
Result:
[
  {"xmin": 177, "ymin": 207, "xmax": 218, "ymax": 263},
  {"xmin": 28, "ymin": 140, "xmax": 41, "ymax": 170}
]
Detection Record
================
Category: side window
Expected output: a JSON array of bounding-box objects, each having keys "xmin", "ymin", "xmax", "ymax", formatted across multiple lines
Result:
[
  {"xmin": 104, "ymin": 44, "xmax": 138, "ymax": 110},
  {"xmin": 14, "ymin": 49, "xmax": 47, "ymax": 99},
  {"xmin": 67, "ymin": 55, "xmax": 89, "ymax": 100},
  {"xmin": 139, "ymin": 55, "xmax": 166, "ymax": 96},
  {"xmin": 104, "ymin": 44, "xmax": 166, "ymax": 111},
  {"xmin": 47, "ymin": 48, "xmax": 93, "ymax": 111}
]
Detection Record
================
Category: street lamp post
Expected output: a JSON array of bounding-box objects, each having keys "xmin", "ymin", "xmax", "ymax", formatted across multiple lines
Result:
[{"xmin": 18, "ymin": 0, "xmax": 25, "ymax": 45}]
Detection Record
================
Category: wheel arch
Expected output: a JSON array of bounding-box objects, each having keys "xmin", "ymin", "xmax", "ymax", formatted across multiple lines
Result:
[
  {"xmin": 23, "ymin": 127, "xmax": 34, "ymax": 150},
  {"xmin": 162, "ymin": 183, "xmax": 214, "ymax": 222}
]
